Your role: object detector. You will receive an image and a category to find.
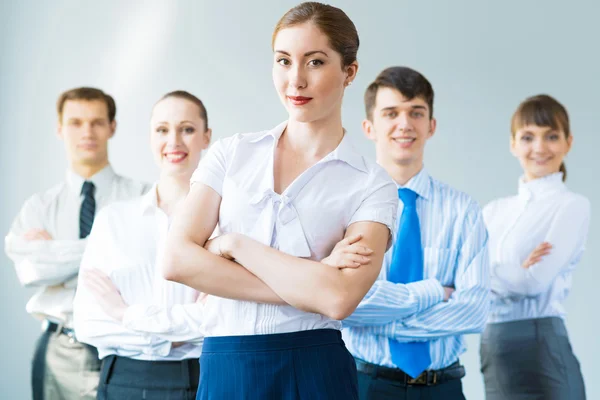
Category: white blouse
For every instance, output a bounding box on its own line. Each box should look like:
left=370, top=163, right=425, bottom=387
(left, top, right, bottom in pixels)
left=191, top=121, right=398, bottom=336
left=483, top=172, right=590, bottom=323
left=74, top=185, right=204, bottom=360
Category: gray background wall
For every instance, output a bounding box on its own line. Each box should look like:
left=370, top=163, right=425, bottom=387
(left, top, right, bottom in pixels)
left=1, top=1, right=597, bottom=398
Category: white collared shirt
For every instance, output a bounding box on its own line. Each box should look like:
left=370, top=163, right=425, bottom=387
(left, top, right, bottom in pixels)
left=73, top=185, right=204, bottom=361
left=5, top=166, right=149, bottom=327
left=191, top=121, right=398, bottom=336
left=483, top=172, right=591, bottom=323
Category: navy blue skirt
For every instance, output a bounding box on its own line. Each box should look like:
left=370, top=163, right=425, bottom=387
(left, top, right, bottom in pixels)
left=197, top=329, right=358, bottom=400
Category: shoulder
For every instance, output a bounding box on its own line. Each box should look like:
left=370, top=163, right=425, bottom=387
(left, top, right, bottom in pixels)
left=431, top=177, right=481, bottom=213
left=112, top=174, right=151, bottom=196
left=21, top=181, right=67, bottom=211
left=560, top=190, right=590, bottom=215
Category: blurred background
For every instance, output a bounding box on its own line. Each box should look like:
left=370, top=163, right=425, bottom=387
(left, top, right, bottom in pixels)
left=1, top=0, right=598, bottom=398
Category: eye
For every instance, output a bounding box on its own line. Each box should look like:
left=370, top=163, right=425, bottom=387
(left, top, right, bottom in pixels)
left=276, top=58, right=290, bottom=66
left=155, top=127, right=168, bottom=134
left=411, top=111, right=425, bottom=119
left=520, top=135, right=533, bottom=142
left=183, top=126, right=195, bottom=134
left=308, top=59, right=324, bottom=67
left=548, top=133, right=560, bottom=141
left=384, top=111, right=398, bottom=119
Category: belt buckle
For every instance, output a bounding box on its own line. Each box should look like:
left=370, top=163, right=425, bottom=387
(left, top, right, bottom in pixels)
left=406, top=371, right=437, bottom=386
left=406, top=372, right=428, bottom=385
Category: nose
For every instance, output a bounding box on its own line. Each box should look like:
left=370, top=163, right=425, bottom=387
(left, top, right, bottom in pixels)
left=532, top=137, right=547, bottom=153
left=166, top=131, right=182, bottom=147
left=82, top=122, right=94, bottom=137
left=287, top=64, right=307, bottom=90
left=395, top=112, right=412, bottom=132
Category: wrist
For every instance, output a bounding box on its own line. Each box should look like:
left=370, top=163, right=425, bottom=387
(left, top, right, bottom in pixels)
left=221, top=233, right=243, bottom=259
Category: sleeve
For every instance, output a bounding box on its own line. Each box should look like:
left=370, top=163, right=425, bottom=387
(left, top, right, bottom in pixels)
left=362, top=202, right=491, bottom=341
left=492, top=196, right=590, bottom=297
left=73, top=209, right=171, bottom=357
left=190, top=135, right=237, bottom=196
left=343, top=277, right=444, bottom=326
left=348, top=166, right=398, bottom=249
left=122, top=302, right=204, bottom=344
left=4, top=194, right=86, bottom=287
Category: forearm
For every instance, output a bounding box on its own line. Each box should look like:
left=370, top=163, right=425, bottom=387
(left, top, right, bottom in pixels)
left=371, top=286, right=490, bottom=341
left=163, top=238, right=285, bottom=305
left=343, top=279, right=444, bottom=326
left=122, top=303, right=205, bottom=344
left=230, top=234, right=371, bottom=320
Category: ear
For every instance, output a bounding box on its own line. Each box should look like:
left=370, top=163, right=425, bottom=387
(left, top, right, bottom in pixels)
left=362, top=118, right=376, bottom=141
left=509, top=136, right=517, bottom=157
left=56, top=121, right=63, bottom=140
left=566, top=134, right=573, bottom=153
left=203, top=128, right=213, bottom=149
left=345, top=61, right=359, bottom=86
left=109, top=120, right=117, bottom=138
left=428, top=118, right=437, bottom=139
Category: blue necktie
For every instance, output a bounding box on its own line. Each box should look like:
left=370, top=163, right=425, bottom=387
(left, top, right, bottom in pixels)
left=388, top=188, right=431, bottom=378
left=79, top=181, right=96, bottom=239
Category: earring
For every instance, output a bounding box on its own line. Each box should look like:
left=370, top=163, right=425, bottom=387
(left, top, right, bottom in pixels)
left=346, top=81, right=353, bottom=87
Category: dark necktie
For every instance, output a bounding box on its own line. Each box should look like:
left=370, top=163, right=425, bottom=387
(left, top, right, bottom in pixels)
left=79, top=181, right=96, bottom=239
left=388, top=188, right=431, bottom=378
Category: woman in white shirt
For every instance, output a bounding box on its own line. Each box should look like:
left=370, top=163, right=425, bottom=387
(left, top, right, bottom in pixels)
left=73, top=91, right=212, bottom=399
left=163, top=3, right=397, bottom=400
left=480, top=94, right=589, bottom=400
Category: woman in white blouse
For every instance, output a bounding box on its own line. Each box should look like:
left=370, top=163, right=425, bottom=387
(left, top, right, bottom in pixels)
left=163, top=3, right=397, bottom=400
left=73, top=91, right=212, bottom=399
left=480, top=94, right=590, bottom=400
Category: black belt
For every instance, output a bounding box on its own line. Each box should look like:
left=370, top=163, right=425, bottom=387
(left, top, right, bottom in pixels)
left=45, top=321, right=77, bottom=343
left=355, top=359, right=465, bottom=386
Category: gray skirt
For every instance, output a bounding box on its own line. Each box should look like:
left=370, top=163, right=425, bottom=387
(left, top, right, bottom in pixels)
left=480, top=317, right=585, bottom=400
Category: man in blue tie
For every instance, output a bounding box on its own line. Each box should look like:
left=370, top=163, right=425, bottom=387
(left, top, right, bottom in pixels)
left=342, top=67, right=491, bottom=399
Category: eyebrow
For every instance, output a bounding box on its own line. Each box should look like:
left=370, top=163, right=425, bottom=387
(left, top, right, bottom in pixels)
left=274, top=50, right=329, bottom=57
left=154, top=120, right=197, bottom=125
left=380, top=105, right=428, bottom=112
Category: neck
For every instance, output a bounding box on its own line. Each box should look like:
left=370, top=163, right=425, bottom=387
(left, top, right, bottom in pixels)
left=282, top=112, right=344, bottom=158
left=378, top=157, right=423, bottom=186
left=156, top=173, right=191, bottom=216
left=523, top=170, right=560, bottom=183
left=71, top=160, right=109, bottom=179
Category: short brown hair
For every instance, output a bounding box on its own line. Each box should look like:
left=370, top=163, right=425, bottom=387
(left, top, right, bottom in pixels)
left=156, top=90, right=209, bottom=130
left=56, top=87, right=116, bottom=122
left=272, top=2, right=359, bottom=68
left=511, top=94, right=570, bottom=181
left=364, top=66, right=435, bottom=121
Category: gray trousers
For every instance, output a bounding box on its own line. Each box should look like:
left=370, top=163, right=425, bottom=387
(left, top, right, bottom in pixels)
left=480, top=317, right=585, bottom=400
left=33, top=329, right=101, bottom=400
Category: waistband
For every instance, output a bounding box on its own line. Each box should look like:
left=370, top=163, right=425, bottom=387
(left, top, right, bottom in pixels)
left=100, top=355, right=200, bottom=388
left=202, top=329, right=343, bottom=353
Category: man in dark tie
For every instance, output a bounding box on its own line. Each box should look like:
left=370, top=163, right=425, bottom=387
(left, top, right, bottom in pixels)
left=5, top=87, right=149, bottom=400
left=342, top=67, right=491, bottom=399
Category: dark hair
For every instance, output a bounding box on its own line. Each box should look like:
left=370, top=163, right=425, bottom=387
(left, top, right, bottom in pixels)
left=57, top=87, right=116, bottom=122
left=511, top=94, right=570, bottom=181
left=272, top=2, right=359, bottom=68
left=364, top=66, right=434, bottom=120
left=156, top=90, right=209, bottom=130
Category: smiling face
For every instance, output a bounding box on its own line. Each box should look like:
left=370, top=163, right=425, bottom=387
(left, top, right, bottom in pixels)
left=150, top=96, right=211, bottom=178
left=511, top=124, right=572, bottom=181
left=272, top=21, right=357, bottom=125
left=363, top=86, right=436, bottom=169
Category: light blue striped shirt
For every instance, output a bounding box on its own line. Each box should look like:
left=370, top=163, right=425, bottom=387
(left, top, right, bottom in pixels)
left=343, top=168, right=491, bottom=370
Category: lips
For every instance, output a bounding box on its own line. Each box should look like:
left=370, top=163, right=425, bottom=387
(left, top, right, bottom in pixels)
left=79, top=142, right=98, bottom=150
left=287, top=96, right=313, bottom=106
left=164, top=152, right=188, bottom=163
left=391, top=137, right=416, bottom=148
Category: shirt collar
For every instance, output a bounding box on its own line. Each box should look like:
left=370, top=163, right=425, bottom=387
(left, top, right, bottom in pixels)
left=140, top=182, right=160, bottom=215
left=396, top=166, right=431, bottom=200
left=66, top=164, right=117, bottom=197
left=249, top=121, right=367, bottom=173
left=518, top=172, right=566, bottom=199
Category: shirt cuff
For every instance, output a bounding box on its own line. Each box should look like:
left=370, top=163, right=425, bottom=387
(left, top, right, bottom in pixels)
left=406, top=278, right=444, bottom=312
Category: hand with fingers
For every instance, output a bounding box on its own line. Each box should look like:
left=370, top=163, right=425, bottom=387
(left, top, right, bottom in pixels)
left=522, top=242, right=553, bottom=269
left=80, top=268, right=128, bottom=322
left=321, top=234, right=374, bottom=269
left=23, top=229, right=53, bottom=241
